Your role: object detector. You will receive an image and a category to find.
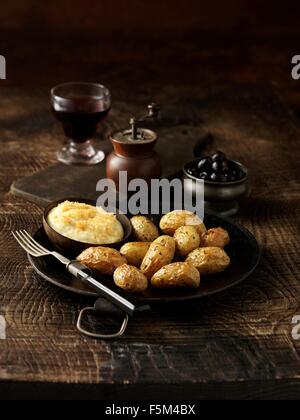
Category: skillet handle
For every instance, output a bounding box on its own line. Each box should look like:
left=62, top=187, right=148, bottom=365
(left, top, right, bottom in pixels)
left=67, top=261, right=150, bottom=316
left=77, top=298, right=129, bottom=339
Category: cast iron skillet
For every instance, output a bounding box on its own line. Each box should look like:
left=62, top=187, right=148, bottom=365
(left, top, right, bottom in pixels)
left=28, top=214, right=261, bottom=304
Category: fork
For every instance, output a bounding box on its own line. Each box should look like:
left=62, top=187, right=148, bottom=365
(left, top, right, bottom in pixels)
left=12, top=230, right=149, bottom=316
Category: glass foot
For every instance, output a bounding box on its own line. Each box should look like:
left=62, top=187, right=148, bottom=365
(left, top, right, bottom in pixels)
left=57, top=141, right=105, bottom=166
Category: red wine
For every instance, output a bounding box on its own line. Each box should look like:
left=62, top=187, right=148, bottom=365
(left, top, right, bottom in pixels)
left=53, top=95, right=110, bottom=143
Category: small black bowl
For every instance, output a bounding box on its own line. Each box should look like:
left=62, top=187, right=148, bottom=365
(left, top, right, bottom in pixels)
left=183, top=160, right=249, bottom=216
left=43, top=198, right=132, bottom=255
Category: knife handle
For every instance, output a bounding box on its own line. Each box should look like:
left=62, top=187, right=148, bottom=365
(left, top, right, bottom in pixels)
left=67, top=261, right=150, bottom=316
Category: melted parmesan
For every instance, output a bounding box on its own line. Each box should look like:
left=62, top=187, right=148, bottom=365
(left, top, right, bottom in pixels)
left=47, top=201, right=124, bottom=244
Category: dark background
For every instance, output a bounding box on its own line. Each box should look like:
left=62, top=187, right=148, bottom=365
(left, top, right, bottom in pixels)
left=0, top=1, right=300, bottom=106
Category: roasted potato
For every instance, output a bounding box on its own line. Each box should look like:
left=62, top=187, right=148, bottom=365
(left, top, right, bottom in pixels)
left=120, top=242, right=151, bottom=267
left=174, top=226, right=201, bottom=257
left=77, top=246, right=126, bottom=276
left=160, top=210, right=206, bottom=236
left=186, top=246, right=230, bottom=275
left=151, top=262, right=200, bottom=289
left=201, top=227, right=230, bottom=248
left=114, top=264, right=148, bottom=292
left=130, top=216, right=160, bottom=242
left=141, top=235, right=176, bottom=279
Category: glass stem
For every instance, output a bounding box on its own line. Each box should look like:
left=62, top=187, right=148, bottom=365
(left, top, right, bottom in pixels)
left=69, top=140, right=96, bottom=158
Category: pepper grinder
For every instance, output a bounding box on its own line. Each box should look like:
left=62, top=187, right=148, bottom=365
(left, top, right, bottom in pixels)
left=106, top=104, right=162, bottom=190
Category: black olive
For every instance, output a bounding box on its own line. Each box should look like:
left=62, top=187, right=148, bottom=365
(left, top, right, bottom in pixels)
left=211, top=151, right=226, bottom=162
left=210, top=172, right=221, bottom=182
left=198, top=172, right=209, bottom=180
left=186, top=167, right=197, bottom=176
left=197, top=157, right=212, bottom=171
left=211, top=161, right=219, bottom=172
left=212, top=161, right=223, bottom=172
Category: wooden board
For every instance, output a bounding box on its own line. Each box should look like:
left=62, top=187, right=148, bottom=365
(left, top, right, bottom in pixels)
left=11, top=163, right=107, bottom=207
left=1, top=86, right=300, bottom=400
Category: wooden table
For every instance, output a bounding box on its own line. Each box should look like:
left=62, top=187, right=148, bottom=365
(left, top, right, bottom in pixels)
left=0, top=86, right=300, bottom=400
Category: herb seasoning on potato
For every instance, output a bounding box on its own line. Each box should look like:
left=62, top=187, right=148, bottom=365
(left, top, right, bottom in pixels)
left=174, top=226, right=201, bottom=257
left=201, top=227, right=230, bottom=248
left=141, top=235, right=176, bottom=279
left=131, top=216, right=160, bottom=242
left=151, top=262, right=200, bottom=289
left=77, top=246, right=127, bottom=276
left=114, top=264, right=148, bottom=292
left=186, top=246, right=230, bottom=275
left=120, top=242, right=151, bottom=267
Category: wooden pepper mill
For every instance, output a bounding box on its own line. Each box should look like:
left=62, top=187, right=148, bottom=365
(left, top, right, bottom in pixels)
left=106, top=104, right=162, bottom=190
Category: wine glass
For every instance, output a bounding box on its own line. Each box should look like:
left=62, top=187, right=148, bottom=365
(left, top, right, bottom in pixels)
left=51, top=82, right=111, bottom=165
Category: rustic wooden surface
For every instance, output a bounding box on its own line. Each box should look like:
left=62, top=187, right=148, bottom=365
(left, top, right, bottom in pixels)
left=0, top=85, right=300, bottom=400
